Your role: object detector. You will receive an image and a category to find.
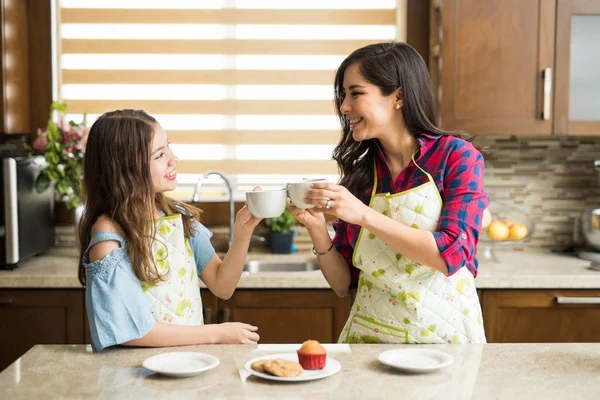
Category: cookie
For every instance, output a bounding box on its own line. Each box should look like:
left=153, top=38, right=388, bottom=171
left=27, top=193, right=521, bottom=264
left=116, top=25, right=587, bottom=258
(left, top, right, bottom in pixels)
left=263, top=358, right=304, bottom=377
left=251, top=359, right=268, bottom=373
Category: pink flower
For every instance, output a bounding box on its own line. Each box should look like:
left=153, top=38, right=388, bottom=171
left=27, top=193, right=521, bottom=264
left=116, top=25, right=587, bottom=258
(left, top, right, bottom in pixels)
left=32, top=136, right=48, bottom=152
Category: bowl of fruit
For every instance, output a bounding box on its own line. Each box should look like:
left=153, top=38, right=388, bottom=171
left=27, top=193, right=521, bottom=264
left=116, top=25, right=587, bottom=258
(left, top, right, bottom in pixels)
left=479, top=202, right=535, bottom=262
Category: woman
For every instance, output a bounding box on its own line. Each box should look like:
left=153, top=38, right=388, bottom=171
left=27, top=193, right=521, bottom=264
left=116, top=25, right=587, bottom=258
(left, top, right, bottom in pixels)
left=290, top=42, right=489, bottom=344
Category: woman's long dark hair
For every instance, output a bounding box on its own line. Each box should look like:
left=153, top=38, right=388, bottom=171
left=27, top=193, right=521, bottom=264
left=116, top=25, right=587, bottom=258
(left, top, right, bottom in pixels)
left=332, top=42, right=470, bottom=198
left=77, top=109, right=201, bottom=287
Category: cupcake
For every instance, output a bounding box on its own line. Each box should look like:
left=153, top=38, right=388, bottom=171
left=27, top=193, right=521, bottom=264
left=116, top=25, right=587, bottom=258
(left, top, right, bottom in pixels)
left=297, top=340, right=327, bottom=370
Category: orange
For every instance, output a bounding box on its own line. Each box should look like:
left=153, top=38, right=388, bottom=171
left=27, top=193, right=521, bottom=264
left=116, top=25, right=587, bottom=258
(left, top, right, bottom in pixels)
left=487, top=220, right=510, bottom=241
left=508, top=223, right=528, bottom=240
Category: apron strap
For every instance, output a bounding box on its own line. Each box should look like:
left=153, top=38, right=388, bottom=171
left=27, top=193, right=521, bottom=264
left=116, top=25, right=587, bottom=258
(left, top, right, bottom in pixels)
left=411, top=149, right=435, bottom=183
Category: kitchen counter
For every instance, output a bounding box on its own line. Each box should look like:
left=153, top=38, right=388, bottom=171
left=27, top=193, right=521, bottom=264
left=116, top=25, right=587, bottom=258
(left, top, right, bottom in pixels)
left=1, top=343, right=599, bottom=399
left=1, top=247, right=600, bottom=289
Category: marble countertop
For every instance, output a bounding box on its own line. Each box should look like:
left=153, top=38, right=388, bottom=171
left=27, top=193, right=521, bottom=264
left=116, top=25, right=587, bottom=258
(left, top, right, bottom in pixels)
left=1, top=247, right=600, bottom=289
left=1, top=343, right=600, bottom=399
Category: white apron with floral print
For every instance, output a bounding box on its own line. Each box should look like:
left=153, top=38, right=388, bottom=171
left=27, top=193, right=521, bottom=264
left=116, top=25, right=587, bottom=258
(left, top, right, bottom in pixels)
left=338, top=156, right=486, bottom=344
left=141, top=214, right=204, bottom=325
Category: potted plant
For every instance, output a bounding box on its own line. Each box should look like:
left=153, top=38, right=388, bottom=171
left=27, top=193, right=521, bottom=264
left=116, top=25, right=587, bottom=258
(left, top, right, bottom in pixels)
left=29, top=101, right=88, bottom=222
left=265, top=210, right=296, bottom=254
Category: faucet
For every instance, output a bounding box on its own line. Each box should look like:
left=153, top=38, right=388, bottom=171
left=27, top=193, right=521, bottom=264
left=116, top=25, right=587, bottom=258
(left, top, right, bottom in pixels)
left=192, top=170, right=234, bottom=249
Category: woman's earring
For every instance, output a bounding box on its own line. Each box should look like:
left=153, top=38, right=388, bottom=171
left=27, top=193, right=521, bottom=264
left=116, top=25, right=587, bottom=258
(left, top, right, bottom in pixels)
left=395, top=104, right=401, bottom=110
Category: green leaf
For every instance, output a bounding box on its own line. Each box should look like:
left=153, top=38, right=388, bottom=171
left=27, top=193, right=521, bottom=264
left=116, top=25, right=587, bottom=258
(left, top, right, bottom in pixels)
left=47, top=152, right=60, bottom=164
left=51, top=101, right=67, bottom=113
left=265, top=210, right=296, bottom=234
left=56, top=180, right=67, bottom=194
left=35, top=173, right=51, bottom=193
left=67, top=197, right=80, bottom=209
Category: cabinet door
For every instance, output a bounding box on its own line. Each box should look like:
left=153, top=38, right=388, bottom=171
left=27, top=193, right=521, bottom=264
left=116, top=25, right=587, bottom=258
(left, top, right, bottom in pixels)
left=0, top=289, right=85, bottom=372
left=483, top=290, right=600, bottom=342
left=200, top=289, right=218, bottom=325
left=554, top=0, right=600, bottom=135
left=218, top=290, right=352, bottom=343
left=439, top=0, right=556, bottom=135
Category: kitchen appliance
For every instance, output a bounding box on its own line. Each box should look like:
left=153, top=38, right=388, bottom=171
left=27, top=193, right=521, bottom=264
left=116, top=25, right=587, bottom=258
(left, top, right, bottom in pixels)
left=573, top=160, right=600, bottom=271
left=0, top=155, right=55, bottom=269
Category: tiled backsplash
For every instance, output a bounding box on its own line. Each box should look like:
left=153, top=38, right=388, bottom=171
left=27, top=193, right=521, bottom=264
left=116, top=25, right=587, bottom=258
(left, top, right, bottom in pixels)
left=479, top=135, right=600, bottom=250
left=55, top=136, right=600, bottom=252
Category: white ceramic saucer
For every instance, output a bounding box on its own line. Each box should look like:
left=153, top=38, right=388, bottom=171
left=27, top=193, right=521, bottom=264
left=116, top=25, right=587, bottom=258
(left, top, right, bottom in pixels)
left=142, top=352, right=220, bottom=378
left=378, top=348, right=453, bottom=373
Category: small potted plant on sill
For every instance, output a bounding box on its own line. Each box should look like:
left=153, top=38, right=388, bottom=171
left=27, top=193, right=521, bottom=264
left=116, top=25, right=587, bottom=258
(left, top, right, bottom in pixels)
left=265, top=209, right=296, bottom=254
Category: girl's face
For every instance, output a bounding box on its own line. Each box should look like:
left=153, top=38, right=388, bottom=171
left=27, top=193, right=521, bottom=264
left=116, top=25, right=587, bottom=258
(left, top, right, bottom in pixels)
left=339, top=63, right=400, bottom=142
left=150, top=124, right=178, bottom=194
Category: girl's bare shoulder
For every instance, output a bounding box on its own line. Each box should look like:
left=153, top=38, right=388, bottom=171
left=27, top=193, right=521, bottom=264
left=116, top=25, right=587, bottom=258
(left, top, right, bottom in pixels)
left=92, top=215, right=117, bottom=234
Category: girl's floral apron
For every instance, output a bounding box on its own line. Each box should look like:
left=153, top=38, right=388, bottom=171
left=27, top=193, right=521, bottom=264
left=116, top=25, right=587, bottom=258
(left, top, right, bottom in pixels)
left=141, top=214, right=204, bottom=325
left=338, top=156, right=486, bottom=344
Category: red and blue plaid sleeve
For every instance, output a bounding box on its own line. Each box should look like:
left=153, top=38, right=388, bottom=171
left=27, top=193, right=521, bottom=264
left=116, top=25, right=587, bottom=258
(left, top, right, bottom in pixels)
left=332, top=219, right=360, bottom=292
left=432, top=141, right=489, bottom=277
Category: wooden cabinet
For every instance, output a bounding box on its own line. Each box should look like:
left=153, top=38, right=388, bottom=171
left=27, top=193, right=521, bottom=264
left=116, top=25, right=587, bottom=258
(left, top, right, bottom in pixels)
left=0, top=0, right=52, bottom=135
left=217, top=290, right=352, bottom=343
left=554, top=0, right=600, bottom=135
left=200, top=289, right=218, bottom=325
left=482, top=290, right=600, bottom=342
left=83, top=288, right=350, bottom=344
left=0, top=289, right=85, bottom=372
left=432, top=0, right=600, bottom=136
left=434, top=0, right=556, bottom=135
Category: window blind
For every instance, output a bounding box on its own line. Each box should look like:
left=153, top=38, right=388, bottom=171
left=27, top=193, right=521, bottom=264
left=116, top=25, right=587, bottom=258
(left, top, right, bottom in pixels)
left=57, top=0, right=400, bottom=201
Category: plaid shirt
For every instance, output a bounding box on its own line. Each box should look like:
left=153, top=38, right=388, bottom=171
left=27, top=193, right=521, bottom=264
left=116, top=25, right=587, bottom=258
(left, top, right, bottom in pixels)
left=332, top=133, right=489, bottom=292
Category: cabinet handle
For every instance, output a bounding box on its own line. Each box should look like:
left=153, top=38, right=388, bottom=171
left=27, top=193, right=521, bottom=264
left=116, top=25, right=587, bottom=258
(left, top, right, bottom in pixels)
left=203, top=307, right=212, bottom=324
left=221, top=307, right=231, bottom=322
left=556, top=297, right=600, bottom=305
left=541, top=67, right=552, bottom=120
left=0, top=297, right=13, bottom=305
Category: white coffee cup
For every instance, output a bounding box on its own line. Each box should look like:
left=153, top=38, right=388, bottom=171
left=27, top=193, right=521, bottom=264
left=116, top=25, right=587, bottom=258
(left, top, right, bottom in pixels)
left=246, top=189, right=288, bottom=218
left=286, top=179, right=327, bottom=209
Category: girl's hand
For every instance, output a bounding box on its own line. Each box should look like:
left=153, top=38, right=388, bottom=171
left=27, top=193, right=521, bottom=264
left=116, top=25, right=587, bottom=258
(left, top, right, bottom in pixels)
left=215, top=322, right=259, bottom=344
left=234, top=186, right=263, bottom=233
left=288, top=203, right=326, bottom=231
left=305, top=182, right=369, bottom=225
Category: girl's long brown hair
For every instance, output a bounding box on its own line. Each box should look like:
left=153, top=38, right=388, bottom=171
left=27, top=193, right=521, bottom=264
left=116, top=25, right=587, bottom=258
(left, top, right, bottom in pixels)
left=332, top=42, right=472, bottom=198
left=77, top=109, right=201, bottom=287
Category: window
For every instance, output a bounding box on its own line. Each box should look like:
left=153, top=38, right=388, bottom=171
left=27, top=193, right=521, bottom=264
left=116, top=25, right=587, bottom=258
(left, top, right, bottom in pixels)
left=55, top=0, right=401, bottom=200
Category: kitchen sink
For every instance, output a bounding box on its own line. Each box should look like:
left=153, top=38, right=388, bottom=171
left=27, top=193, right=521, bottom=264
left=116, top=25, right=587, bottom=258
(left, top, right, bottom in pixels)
left=243, top=259, right=319, bottom=273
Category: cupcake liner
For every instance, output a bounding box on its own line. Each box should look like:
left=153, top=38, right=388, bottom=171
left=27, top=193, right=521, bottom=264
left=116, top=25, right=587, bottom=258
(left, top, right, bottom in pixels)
left=297, top=351, right=326, bottom=370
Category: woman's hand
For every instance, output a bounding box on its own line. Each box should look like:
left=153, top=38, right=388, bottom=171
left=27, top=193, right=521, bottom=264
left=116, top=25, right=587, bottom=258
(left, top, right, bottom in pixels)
left=288, top=203, right=327, bottom=231
left=234, top=186, right=263, bottom=233
left=214, top=322, right=259, bottom=344
left=305, top=182, right=369, bottom=225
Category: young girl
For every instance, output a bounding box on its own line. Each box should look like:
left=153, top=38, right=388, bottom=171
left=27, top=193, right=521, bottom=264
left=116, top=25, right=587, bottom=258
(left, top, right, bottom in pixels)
left=78, top=109, right=261, bottom=352
left=290, top=42, right=489, bottom=344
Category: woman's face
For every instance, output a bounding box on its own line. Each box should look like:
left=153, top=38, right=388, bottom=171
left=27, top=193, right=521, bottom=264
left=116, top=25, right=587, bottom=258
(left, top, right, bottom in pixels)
left=150, top=124, right=178, bottom=194
left=339, top=63, right=400, bottom=142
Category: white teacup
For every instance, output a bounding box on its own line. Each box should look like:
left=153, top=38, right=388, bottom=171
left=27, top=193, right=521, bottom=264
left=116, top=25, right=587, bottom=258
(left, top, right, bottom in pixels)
left=246, top=189, right=288, bottom=218
left=286, top=179, right=327, bottom=209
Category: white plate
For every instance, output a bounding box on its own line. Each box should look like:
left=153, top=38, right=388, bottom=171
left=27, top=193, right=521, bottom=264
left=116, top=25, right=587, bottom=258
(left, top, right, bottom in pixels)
left=244, top=353, right=341, bottom=382
left=378, top=348, right=453, bottom=373
left=142, top=352, right=220, bottom=378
